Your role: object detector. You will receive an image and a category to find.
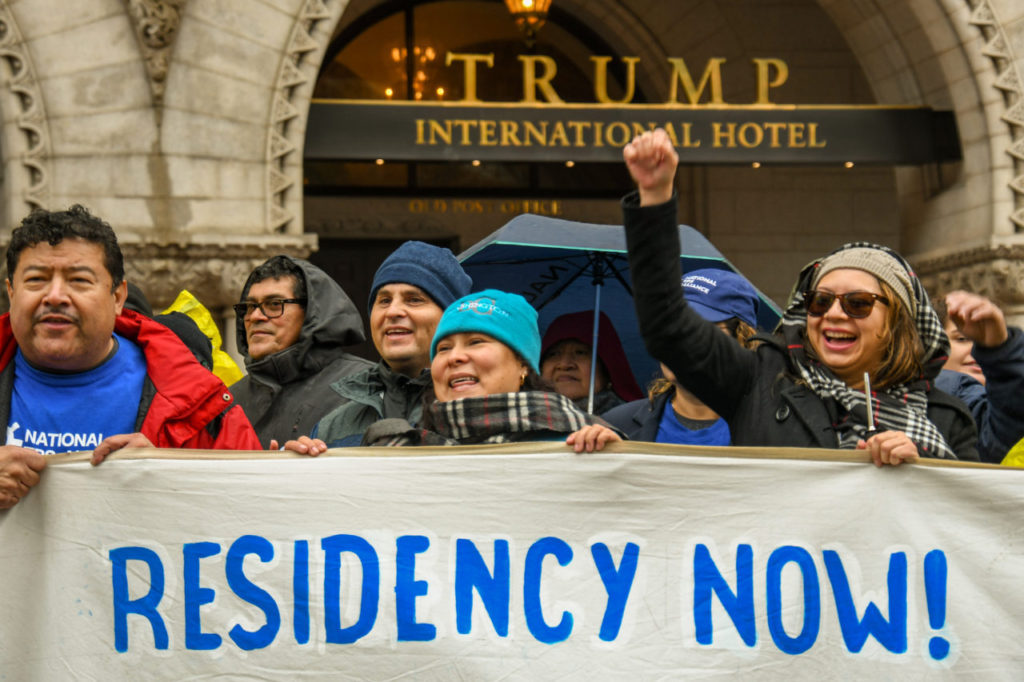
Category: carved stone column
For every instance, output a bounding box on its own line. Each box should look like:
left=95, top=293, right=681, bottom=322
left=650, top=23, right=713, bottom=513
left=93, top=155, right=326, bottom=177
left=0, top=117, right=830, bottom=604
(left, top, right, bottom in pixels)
left=121, top=240, right=316, bottom=312
left=126, top=0, right=186, bottom=112
left=915, top=245, right=1024, bottom=326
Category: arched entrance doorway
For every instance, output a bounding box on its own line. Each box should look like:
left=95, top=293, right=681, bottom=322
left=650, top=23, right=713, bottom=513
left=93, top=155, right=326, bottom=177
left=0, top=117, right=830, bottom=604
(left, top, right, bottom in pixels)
left=301, top=0, right=995, bottom=337
left=305, top=0, right=637, bottom=359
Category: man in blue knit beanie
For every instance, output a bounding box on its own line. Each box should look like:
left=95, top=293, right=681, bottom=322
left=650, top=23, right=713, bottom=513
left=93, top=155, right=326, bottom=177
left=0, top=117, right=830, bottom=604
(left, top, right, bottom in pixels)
left=289, top=241, right=471, bottom=451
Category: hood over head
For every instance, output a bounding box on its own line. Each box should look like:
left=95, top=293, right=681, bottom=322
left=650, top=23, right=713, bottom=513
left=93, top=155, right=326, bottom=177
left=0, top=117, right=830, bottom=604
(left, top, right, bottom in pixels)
left=236, top=256, right=366, bottom=379
left=540, top=310, right=643, bottom=402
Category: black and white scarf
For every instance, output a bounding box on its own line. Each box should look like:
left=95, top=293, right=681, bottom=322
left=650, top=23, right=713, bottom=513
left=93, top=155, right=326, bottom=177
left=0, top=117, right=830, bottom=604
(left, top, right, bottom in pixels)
left=778, top=242, right=955, bottom=459
left=370, top=391, right=610, bottom=447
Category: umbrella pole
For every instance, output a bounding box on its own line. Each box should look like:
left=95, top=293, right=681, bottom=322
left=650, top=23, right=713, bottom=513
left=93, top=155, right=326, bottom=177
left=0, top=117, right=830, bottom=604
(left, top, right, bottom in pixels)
left=588, top=283, right=601, bottom=414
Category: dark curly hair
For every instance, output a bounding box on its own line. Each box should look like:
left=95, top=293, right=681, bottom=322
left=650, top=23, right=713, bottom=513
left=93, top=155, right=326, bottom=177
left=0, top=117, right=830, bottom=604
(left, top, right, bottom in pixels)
left=6, top=205, right=124, bottom=290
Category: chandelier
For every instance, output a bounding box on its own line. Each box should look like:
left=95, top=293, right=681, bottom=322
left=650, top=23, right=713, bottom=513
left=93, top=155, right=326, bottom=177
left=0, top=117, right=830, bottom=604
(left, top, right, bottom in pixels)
left=387, top=45, right=440, bottom=100
left=503, top=0, right=552, bottom=45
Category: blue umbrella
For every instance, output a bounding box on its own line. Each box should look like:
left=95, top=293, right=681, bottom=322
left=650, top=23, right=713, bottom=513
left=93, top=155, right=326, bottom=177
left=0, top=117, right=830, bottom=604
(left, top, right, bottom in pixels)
left=458, top=214, right=781, bottom=410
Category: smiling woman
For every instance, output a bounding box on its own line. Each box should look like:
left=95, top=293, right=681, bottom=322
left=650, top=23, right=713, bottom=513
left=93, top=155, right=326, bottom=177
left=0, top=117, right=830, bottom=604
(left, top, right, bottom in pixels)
left=362, top=289, right=623, bottom=451
left=622, top=129, right=979, bottom=467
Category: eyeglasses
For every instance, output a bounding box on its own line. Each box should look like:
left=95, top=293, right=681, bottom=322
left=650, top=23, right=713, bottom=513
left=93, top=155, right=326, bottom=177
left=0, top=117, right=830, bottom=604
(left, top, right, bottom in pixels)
left=806, top=290, right=889, bottom=319
left=233, top=298, right=306, bottom=319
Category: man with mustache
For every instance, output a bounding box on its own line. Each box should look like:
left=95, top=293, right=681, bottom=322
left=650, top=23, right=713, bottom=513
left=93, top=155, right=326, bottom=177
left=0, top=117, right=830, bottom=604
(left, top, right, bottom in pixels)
left=231, top=256, right=372, bottom=448
left=286, top=241, right=471, bottom=452
left=0, top=205, right=260, bottom=509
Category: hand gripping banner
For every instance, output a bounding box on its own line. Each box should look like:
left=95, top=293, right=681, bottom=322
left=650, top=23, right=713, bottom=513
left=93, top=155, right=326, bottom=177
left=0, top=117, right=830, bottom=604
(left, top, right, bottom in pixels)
left=1, top=444, right=1021, bottom=678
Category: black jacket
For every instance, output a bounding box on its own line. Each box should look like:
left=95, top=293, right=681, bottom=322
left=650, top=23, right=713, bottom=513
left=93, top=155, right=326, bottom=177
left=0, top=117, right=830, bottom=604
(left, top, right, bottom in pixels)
left=602, top=392, right=670, bottom=442
left=623, top=193, right=978, bottom=459
left=232, top=258, right=373, bottom=447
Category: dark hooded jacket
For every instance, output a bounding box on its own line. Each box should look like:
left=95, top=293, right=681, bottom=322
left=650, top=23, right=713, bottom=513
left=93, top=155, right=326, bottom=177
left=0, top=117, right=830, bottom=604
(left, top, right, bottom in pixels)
left=232, top=258, right=373, bottom=447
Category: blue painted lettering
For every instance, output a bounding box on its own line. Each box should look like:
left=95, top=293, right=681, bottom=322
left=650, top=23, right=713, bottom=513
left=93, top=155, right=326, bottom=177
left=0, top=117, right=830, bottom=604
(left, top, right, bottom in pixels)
left=523, top=537, right=574, bottom=644
left=454, top=538, right=510, bottom=637
left=322, top=534, right=379, bottom=644
left=693, top=543, right=756, bottom=647
left=823, top=549, right=907, bottom=654
left=395, top=535, right=436, bottom=641
left=110, top=546, right=168, bottom=652
left=766, top=546, right=820, bottom=654
left=923, top=549, right=950, bottom=660
left=591, top=542, right=640, bottom=642
left=183, top=542, right=222, bottom=650
left=293, top=540, right=310, bottom=644
left=225, top=535, right=281, bottom=650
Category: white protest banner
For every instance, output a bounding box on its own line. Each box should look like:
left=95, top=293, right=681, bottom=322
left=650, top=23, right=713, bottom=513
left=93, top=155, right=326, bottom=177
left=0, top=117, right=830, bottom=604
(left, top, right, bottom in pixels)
left=1, top=444, right=1022, bottom=679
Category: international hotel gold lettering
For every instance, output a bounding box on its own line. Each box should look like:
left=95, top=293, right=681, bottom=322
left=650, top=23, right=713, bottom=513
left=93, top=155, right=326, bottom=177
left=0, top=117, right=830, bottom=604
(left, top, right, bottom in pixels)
left=412, top=54, right=826, bottom=151
left=414, top=119, right=826, bottom=150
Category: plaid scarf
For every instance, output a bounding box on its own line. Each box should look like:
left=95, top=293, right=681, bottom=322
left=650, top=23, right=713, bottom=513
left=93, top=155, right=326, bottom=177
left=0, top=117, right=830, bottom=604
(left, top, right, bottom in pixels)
left=376, top=391, right=605, bottom=446
left=778, top=242, right=956, bottom=459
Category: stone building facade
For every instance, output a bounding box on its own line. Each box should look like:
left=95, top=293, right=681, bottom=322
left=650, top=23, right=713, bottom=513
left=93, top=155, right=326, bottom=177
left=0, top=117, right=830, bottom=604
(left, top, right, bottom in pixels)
left=0, top=0, right=1022, bottom=339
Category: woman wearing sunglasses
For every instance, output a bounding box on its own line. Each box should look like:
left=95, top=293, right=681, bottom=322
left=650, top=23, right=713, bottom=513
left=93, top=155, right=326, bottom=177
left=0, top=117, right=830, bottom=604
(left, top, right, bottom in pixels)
left=620, top=129, right=978, bottom=466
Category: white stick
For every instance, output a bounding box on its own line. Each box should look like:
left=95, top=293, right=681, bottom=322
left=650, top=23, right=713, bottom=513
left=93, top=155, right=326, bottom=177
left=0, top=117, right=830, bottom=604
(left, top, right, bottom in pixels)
left=864, top=371, right=875, bottom=432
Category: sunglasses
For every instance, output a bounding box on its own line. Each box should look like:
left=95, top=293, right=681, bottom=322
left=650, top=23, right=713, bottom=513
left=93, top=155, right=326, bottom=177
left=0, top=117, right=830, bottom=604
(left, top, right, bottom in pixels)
left=806, top=290, right=889, bottom=319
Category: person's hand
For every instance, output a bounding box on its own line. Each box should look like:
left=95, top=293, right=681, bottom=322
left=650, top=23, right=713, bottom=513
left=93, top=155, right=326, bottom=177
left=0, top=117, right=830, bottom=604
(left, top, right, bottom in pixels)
left=0, top=446, right=46, bottom=509
left=566, top=424, right=622, bottom=453
left=282, top=436, right=327, bottom=456
left=91, top=433, right=154, bottom=466
left=945, top=290, right=1008, bottom=348
left=623, top=128, right=679, bottom=206
left=857, top=430, right=920, bottom=467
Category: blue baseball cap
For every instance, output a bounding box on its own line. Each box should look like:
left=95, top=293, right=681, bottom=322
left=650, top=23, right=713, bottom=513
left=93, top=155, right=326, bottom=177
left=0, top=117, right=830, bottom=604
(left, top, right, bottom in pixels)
left=682, top=269, right=760, bottom=327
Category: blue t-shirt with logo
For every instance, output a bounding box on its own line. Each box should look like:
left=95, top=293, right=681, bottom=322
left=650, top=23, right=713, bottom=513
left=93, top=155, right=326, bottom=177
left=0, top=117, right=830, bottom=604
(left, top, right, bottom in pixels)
left=655, top=402, right=732, bottom=446
left=7, top=334, right=147, bottom=454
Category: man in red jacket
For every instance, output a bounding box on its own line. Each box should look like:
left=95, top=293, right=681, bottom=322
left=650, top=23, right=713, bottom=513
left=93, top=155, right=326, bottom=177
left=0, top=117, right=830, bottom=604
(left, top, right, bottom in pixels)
left=0, top=205, right=260, bottom=509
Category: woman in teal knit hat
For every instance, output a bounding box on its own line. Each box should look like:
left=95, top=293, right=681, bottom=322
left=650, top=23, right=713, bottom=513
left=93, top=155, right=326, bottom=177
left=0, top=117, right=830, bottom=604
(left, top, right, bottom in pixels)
left=361, top=289, right=623, bottom=450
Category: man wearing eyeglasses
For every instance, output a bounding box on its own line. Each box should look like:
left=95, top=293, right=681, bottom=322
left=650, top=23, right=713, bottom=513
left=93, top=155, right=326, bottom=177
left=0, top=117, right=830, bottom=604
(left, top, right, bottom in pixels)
left=231, top=256, right=373, bottom=448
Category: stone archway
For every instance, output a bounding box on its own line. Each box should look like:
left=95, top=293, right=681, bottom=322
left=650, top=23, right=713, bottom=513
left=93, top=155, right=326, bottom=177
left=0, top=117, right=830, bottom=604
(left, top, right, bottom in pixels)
left=0, top=2, right=54, bottom=228
left=809, top=0, right=1023, bottom=316
left=182, top=0, right=1023, bottom=313
left=0, top=0, right=353, bottom=310
left=0, top=0, right=1019, bottom=315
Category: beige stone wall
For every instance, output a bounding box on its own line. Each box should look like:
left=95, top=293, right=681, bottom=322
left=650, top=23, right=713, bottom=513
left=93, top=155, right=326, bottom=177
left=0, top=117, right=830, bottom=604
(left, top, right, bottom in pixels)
left=0, top=0, right=347, bottom=309
left=692, top=166, right=901, bottom=307
left=0, top=0, right=1021, bottom=324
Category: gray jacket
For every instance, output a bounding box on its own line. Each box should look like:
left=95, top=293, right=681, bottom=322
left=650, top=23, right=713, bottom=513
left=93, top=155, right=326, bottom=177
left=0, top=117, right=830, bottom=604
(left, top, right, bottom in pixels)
left=232, top=257, right=373, bottom=447
left=313, top=361, right=432, bottom=447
